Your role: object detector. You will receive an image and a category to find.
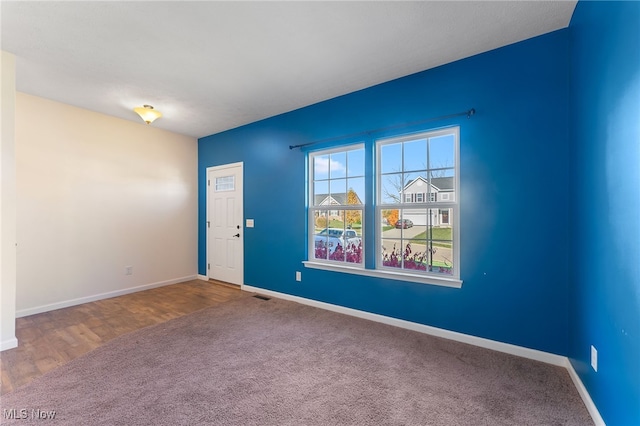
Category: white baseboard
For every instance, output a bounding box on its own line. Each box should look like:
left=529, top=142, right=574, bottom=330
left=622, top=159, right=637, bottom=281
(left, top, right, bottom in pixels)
left=565, top=359, right=606, bottom=425
left=16, top=275, right=198, bottom=318
left=1, top=337, right=18, bottom=351
left=197, top=274, right=209, bottom=281
left=242, top=285, right=566, bottom=366
left=242, top=284, right=605, bottom=425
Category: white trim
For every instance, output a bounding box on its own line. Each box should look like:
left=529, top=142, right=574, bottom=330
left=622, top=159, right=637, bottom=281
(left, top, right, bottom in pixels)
left=15, top=275, right=197, bottom=318
left=197, top=274, right=209, bottom=281
left=303, top=261, right=462, bottom=288
left=376, top=127, right=460, bottom=280
left=206, top=162, right=244, bottom=286
left=308, top=144, right=366, bottom=264
left=1, top=337, right=18, bottom=352
left=565, top=359, right=606, bottom=426
left=241, top=285, right=561, bottom=365
left=206, top=161, right=244, bottom=172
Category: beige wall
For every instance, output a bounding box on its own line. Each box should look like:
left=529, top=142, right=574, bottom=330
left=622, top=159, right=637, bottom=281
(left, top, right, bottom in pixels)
left=15, top=93, right=198, bottom=316
left=1, top=51, right=18, bottom=350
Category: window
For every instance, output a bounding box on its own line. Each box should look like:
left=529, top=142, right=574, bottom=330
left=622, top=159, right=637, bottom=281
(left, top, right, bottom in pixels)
left=377, top=128, right=459, bottom=279
left=309, top=145, right=364, bottom=266
left=305, top=127, right=460, bottom=287
left=215, top=176, right=235, bottom=191
left=440, top=209, right=450, bottom=225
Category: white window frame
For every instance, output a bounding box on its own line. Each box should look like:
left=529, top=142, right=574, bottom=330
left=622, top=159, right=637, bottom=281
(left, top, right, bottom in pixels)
left=415, top=193, right=424, bottom=203
left=303, top=128, right=461, bottom=289
left=307, top=144, right=365, bottom=268
left=375, top=127, right=460, bottom=284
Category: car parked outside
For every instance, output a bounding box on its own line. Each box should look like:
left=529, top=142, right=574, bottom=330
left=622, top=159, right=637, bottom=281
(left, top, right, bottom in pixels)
left=395, top=219, right=414, bottom=229
left=314, top=228, right=362, bottom=254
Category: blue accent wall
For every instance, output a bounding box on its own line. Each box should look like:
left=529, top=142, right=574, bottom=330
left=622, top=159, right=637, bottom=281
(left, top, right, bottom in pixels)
left=569, top=2, right=640, bottom=425
left=199, top=30, right=571, bottom=356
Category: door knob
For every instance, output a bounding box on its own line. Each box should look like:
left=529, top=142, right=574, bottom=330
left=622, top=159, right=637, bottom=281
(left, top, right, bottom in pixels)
left=233, top=233, right=240, bottom=238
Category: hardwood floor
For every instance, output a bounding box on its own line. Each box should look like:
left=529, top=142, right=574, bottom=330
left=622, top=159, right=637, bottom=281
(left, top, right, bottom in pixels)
left=0, top=279, right=242, bottom=395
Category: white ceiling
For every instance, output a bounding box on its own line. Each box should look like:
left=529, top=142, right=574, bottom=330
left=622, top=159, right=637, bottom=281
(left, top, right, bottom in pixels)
left=1, top=1, right=577, bottom=139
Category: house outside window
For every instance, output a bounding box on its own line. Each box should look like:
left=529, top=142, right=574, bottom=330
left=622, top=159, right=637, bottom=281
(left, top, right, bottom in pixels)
left=308, top=145, right=365, bottom=265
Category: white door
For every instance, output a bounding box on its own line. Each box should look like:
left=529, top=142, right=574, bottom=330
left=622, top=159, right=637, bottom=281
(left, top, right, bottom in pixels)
left=207, top=163, right=243, bottom=285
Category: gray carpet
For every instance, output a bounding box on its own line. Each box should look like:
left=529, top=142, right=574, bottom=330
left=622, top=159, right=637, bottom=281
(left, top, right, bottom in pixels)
left=1, top=293, right=592, bottom=425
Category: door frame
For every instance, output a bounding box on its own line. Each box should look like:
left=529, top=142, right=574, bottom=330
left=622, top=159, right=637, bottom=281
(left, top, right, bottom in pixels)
left=206, top=161, right=244, bottom=284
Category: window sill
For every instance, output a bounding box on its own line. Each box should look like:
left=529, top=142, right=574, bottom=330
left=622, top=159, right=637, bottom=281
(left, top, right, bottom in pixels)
left=302, top=261, right=462, bottom=288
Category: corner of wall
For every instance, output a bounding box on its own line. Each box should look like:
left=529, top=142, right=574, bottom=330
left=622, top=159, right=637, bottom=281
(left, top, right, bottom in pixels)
left=0, top=50, right=18, bottom=351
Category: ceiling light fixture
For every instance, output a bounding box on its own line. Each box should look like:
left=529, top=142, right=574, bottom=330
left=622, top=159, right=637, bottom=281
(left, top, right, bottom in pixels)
left=134, top=104, right=162, bottom=124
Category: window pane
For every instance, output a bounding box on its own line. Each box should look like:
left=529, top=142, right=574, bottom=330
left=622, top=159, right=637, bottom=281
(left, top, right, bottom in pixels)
left=347, top=148, right=365, bottom=177
left=309, top=145, right=365, bottom=267
left=426, top=208, right=453, bottom=275
left=379, top=207, right=454, bottom=274
left=381, top=209, right=399, bottom=229
left=381, top=238, right=403, bottom=269
left=329, top=152, right=347, bottom=179
left=380, top=172, right=403, bottom=204
left=313, top=210, right=363, bottom=264
left=402, top=207, right=426, bottom=229
left=380, top=142, right=402, bottom=174
left=346, top=178, right=364, bottom=205
left=429, top=134, right=455, bottom=170
left=313, top=181, right=329, bottom=206
left=344, top=210, right=363, bottom=264
left=404, top=172, right=428, bottom=202
left=314, top=154, right=330, bottom=180
left=404, top=138, right=427, bottom=172
left=429, top=170, right=455, bottom=202
left=329, top=179, right=347, bottom=202
left=381, top=208, right=448, bottom=273
left=215, top=176, right=235, bottom=192
left=345, top=210, right=363, bottom=232
left=380, top=238, right=429, bottom=272
left=312, top=210, right=329, bottom=260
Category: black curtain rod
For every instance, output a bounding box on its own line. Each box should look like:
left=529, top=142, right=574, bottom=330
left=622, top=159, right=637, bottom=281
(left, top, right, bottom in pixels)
left=289, top=108, right=475, bottom=150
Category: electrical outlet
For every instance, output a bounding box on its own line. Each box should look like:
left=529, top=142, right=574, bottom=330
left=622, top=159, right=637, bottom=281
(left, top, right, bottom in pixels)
left=125, top=266, right=133, bottom=276
left=295, top=271, right=301, bottom=282
left=591, top=345, right=598, bottom=372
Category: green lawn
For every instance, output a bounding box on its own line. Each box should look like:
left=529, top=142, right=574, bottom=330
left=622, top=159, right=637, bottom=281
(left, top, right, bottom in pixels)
left=410, top=227, right=452, bottom=241
left=318, top=220, right=363, bottom=230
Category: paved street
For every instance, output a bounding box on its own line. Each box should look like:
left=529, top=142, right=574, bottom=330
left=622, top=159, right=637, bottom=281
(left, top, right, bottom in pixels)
left=382, top=225, right=427, bottom=239
left=381, top=225, right=453, bottom=267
